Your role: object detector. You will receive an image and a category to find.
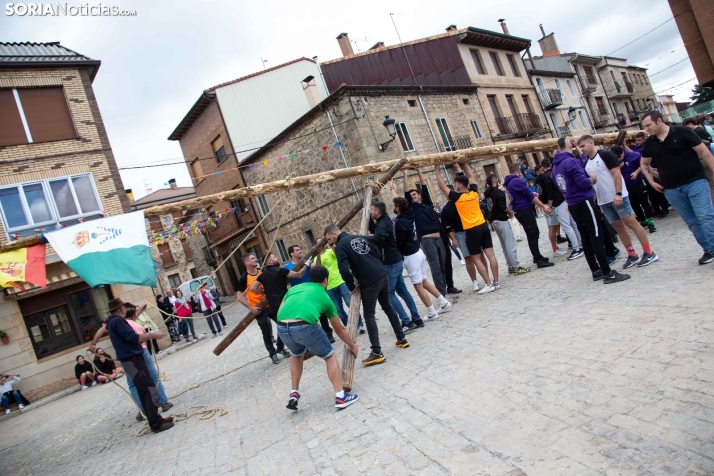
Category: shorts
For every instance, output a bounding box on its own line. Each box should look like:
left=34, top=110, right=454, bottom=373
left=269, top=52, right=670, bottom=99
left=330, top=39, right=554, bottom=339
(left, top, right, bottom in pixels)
left=277, top=321, right=333, bottom=359
left=403, top=249, right=428, bottom=285
left=600, top=196, right=634, bottom=224
left=545, top=213, right=560, bottom=227
left=77, top=374, right=98, bottom=385
left=464, top=223, right=493, bottom=255
left=454, top=231, right=470, bottom=258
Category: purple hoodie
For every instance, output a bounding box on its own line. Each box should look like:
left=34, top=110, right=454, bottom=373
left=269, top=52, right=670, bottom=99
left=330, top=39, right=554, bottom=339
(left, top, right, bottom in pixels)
left=504, top=174, right=535, bottom=212
left=620, top=150, right=643, bottom=186
left=551, top=151, right=596, bottom=206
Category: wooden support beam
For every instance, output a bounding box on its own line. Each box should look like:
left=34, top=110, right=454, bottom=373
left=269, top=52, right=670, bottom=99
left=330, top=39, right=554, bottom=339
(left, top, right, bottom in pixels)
left=212, top=159, right=408, bottom=356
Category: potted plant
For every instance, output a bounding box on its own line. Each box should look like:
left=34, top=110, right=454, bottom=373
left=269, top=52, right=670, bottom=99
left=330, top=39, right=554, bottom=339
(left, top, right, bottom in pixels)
left=0, top=330, right=8, bottom=345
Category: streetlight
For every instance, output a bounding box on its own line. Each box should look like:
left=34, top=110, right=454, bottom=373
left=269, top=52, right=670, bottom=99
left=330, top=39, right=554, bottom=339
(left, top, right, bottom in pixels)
left=379, top=115, right=398, bottom=152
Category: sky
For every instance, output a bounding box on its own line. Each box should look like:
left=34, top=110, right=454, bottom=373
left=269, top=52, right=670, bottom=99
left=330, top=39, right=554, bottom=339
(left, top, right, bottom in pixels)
left=1, top=0, right=695, bottom=200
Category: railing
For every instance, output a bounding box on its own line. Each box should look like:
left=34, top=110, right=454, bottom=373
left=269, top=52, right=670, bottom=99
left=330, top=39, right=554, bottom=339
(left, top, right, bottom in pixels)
left=592, top=108, right=610, bottom=127
left=679, top=99, right=714, bottom=119
left=628, top=111, right=640, bottom=122
left=495, top=113, right=545, bottom=137
left=440, top=135, right=473, bottom=151
left=612, top=81, right=633, bottom=96
left=617, top=113, right=627, bottom=125
left=579, top=75, right=597, bottom=94
left=495, top=116, right=517, bottom=135
left=625, top=81, right=634, bottom=93
left=555, top=125, right=571, bottom=137
left=539, top=88, right=563, bottom=109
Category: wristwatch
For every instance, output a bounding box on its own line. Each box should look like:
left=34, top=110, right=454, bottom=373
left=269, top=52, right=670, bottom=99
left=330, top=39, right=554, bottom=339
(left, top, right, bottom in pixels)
left=616, top=192, right=623, bottom=196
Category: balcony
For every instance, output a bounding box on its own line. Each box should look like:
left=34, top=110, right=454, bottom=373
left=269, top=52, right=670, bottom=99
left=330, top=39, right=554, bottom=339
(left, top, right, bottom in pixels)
left=539, top=88, right=563, bottom=110
left=440, top=136, right=473, bottom=151
left=628, top=111, right=640, bottom=122
left=625, top=81, right=634, bottom=93
left=579, top=75, right=598, bottom=94
left=616, top=113, right=627, bottom=126
left=494, top=113, right=548, bottom=139
left=555, top=125, right=572, bottom=137
left=610, top=81, right=634, bottom=98
left=592, top=108, right=610, bottom=128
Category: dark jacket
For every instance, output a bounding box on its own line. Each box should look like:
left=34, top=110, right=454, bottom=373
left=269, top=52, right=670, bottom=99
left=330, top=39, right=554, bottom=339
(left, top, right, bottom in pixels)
left=394, top=207, right=420, bottom=257
left=551, top=151, right=596, bottom=206
left=440, top=200, right=463, bottom=233
left=504, top=174, right=535, bottom=212
left=543, top=169, right=565, bottom=208
left=334, top=232, right=387, bottom=291
left=405, top=188, right=440, bottom=238
left=368, top=213, right=402, bottom=266
left=483, top=186, right=509, bottom=222
left=534, top=172, right=549, bottom=204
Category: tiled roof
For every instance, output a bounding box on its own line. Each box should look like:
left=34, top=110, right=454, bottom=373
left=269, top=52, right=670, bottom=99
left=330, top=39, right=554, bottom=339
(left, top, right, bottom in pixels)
left=0, top=41, right=101, bottom=79
left=131, top=187, right=196, bottom=208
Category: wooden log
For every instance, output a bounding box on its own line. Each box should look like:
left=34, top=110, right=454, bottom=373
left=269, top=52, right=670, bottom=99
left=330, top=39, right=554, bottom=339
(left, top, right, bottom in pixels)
left=212, top=159, right=408, bottom=356
left=340, top=180, right=375, bottom=392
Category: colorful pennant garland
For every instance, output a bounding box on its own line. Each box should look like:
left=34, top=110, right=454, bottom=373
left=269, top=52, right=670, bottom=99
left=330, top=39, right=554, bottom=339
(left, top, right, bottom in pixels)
left=146, top=208, right=237, bottom=245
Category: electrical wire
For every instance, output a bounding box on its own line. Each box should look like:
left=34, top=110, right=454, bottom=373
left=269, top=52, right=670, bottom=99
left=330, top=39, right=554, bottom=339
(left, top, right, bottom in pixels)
left=648, top=58, right=690, bottom=77
left=605, top=17, right=674, bottom=57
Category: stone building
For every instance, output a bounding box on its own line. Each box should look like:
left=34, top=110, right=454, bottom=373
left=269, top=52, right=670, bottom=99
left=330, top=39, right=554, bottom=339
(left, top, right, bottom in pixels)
left=0, top=42, right=165, bottom=400
left=238, top=85, right=498, bottom=255
left=129, top=179, right=199, bottom=294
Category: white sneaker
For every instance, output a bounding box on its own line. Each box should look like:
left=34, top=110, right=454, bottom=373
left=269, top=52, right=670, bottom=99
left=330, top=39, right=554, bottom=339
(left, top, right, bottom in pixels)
left=460, top=258, right=465, bottom=265
left=18, top=404, right=24, bottom=409
left=81, top=385, right=89, bottom=390
left=477, top=284, right=496, bottom=294
left=425, top=311, right=439, bottom=321
left=553, top=249, right=568, bottom=256
left=439, top=301, right=452, bottom=313
left=492, top=282, right=501, bottom=290
left=91, top=381, right=97, bottom=387
left=5, top=409, right=10, bottom=414
left=472, top=281, right=483, bottom=292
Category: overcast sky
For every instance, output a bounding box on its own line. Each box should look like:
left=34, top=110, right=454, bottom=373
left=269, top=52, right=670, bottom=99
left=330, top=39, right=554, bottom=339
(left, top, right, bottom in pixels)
left=1, top=0, right=694, bottom=199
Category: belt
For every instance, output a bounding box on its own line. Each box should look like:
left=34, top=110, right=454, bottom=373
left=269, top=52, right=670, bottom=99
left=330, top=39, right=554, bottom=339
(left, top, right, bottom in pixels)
left=277, top=319, right=309, bottom=326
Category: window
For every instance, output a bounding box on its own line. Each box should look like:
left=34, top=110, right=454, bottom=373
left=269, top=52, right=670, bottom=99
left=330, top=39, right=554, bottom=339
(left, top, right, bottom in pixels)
left=0, top=174, right=103, bottom=240
left=190, top=268, right=199, bottom=279
left=275, top=239, right=289, bottom=262
left=506, top=54, right=520, bottom=77
left=181, top=239, right=192, bottom=259
left=566, top=79, right=577, bottom=98
left=578, top=110, right=590, bottom=130
left=521, top=95, right=534, bottom=114
left=21, top=284, right=112, bottom=359
left=149, top=217, right=164, bottom=233
left=570, top=114, right=579, bottom=132
left=407, top=99, right=417, bottom=107
left=255, top=195, right=270, bottom=217
left=554, top=79, right=565, bottom=98
left=643, top=75, right=648, bottom=85
left=396, top=122, right=415, bottom=152
left=470, top=50, right=485, bottom=74
left=462, top=98, right=470, bottom=105
left=212, top=136, right=228, bottom=164
left=304, top=229, right=316, bottom=246
left=168, top=274, right=181, bottom=288
left=489, top=52, right=504, bottom=76
left=158, top=243, right=175, bottom=266
left=0, top=87, right=76, bottom=146
left=435, top=117, right=455, bottom=151
left=470, top=120, right=483, bottom=140
left=190, top=159, right=203, bottom=180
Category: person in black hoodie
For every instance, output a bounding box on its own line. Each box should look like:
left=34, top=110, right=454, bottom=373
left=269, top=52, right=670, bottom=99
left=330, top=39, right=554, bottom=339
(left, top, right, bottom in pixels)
left=484, top=175, right=529, bottom=275
left=368, top=201, right=423, bottom=334
left=324, top=225, right=408, bottom=366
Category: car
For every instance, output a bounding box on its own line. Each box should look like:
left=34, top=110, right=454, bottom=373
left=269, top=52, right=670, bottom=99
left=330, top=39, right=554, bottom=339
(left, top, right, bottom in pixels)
left=177, top=276, right=218, bottom=313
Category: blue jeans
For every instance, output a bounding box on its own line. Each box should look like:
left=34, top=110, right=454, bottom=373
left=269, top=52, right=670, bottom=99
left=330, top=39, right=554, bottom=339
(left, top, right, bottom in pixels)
left=128, top=348, right=168, bottom=410
left=326, top=283, right=363, bottom=328
left=277, top=321, right=333, bottom=358
left=1, top=390, right=21, bottom=410
left=664, top=179, right=714, bottom=254
left=385, top=261, right=421, bottom=326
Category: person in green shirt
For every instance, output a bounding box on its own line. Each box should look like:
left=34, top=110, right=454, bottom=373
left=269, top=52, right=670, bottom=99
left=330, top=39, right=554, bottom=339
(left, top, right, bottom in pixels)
left=277, top=265, right=360, bottom=411
left=317, top=244, right=365, bottom=333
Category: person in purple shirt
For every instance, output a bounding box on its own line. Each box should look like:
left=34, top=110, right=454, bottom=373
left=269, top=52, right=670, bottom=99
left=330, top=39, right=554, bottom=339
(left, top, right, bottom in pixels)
left=551, top=137, right=630, bottom=284
left=611, top=146, right=656, bottom=233
left=503, top=162, right=554, bottom=269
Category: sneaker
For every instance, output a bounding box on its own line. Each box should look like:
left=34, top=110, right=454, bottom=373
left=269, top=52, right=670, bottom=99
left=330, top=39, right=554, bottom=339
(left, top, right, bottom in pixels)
left=513, top=267, right=531, bottom=275
left=414, top=320, right=425, bottom=328
left=553, top=249, right=568, bottom=257
left=623, top=255, right=641, bottom=269
left=286, top=391, right=300, bottom=411
left=335, top=393, right=359, bottom=409
left=218, top=332, right=223, bottom=336
left=637, top=252, right=658, bottom=267
left=212, top=334, right=217, bottom=338
left=612, top=234, right=619, bottom=243
left=508, top=267, right=516, bottom=275
left=607, top=248, right=622, bottom=265
left=446, top=287, right=462, bottom=294
left=18, top=404, right=24, bottom=409
left=395, top=338, right=410, bottom=348
left=439, top=301, right=452, bottom=313
left=568, top=249, right=584, bottom=261
left=161, top=402, right=174, bottom=412
left=472, top=281, right=483, bottom=291
left=136, top=411, right=145, bottom=421
left=425, top=311, right=439, bottom=321
left=460, top=259, right=465, bottom=265
left=492, top=282, right=501, bottom=290
left=281, top=349, right=291, bottom=357
left=91, top=381, right=97, bottom=387
left=556, top=235, right=568, bottom=244
left=5, top=409, right=10, bottom=415
left=358, top=327, right=366, bottom=335
left=402, top=323, right=417, bottom=334
left=592, top=270, right=603, bottom=281
left=327, top=335, right=336, bottom=344
left=699, top=252, right=714, bottom=265
left=477, top=284, right=496, bottom=294
left=81, top=385, right=89, bottom=390
left=271, top=354, right=280, bottom=364
left=603, top=270, right=631, bottom=284
left=361, top=352, right=386, bottom=366
left=185, top=338, right=191, bottom=343
left=151, top=420, right=174, bottom=433
left=648, top=224, right=657, bottom=233
left=536, top=260, right=555, bottom=268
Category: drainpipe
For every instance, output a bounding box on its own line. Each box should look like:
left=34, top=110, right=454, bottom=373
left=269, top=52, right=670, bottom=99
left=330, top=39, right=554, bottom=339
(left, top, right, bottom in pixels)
left=324, top=108, right=360, bottom=199
left=417, top=95, right=452, bottom=185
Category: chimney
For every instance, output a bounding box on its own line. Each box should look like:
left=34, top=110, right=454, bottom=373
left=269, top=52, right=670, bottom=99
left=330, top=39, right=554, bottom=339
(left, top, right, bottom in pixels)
left=369, top=41, right=385, bottom=51
left=538, top=29, right=561, bottom=57
left=125, top=189, right=134, bottom=202
left=498, top=20, right=509, bottom=35
left=336, top=33, right=354, bottom=57
left=301, top=75, right=321, bottom=108
left=168, top=178, right=177, bottom=189
left=445, top=24, right=457, bottom=32
left=539, top=24, right=546, bottom=37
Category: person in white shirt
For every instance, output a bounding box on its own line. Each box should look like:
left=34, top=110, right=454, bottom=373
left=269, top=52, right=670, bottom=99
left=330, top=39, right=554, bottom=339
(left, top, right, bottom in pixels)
left=0, top=374, right=24, bottom=414
left=578, top=135, right=658, bottom=269
left=165, top=289, right=177, bottom=307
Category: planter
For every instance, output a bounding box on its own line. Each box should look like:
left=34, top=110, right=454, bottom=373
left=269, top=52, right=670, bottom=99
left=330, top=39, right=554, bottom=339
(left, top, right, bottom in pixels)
left=1, top=336, right=9, bottom=345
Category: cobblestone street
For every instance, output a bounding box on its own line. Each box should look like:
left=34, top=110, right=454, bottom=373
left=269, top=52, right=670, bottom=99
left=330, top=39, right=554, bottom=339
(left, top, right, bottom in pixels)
left=1, top=214, right=713, bottom=475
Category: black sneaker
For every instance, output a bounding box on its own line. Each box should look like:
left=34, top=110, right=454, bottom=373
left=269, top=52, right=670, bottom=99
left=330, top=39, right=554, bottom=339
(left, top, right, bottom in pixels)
left=358, top=328, right=366, bottom=335
left=638, top=252, right=658, bottom=267
left=623, top=255, right=641, bottom=269
left=556, top=235, right=568, bottom=244
left=281, top=349, right=291, bottom=357
left=603, top=270, right=631, bottom=284
left=592, top=270, right=603, bottom=281
left=286, top=391, right=300, bottom=411
left=607, top=248, right=621, bottom=265
left=414, top=320, right=425, bottom=328
left=271, top=354, right=280, bottom=364
left=395, top=338, right=409, bottom=348
left=568, top=249, right=584, bottom=261
left=361, top=352, right=386, bottom=366
left=648, top=224, right=657, bottom=233
left=151, top=420, right=174, bottom=433
left=402, top=323, right=417, bottom=334
left=160, top=402, right=173, bottom=412
left=536, top=260, right=554, bottom=268
left=446, top=287, right=462, bottom=294
left=699, top=252, right=714, bottom=265
left=327, top=335, right=336, bottom=344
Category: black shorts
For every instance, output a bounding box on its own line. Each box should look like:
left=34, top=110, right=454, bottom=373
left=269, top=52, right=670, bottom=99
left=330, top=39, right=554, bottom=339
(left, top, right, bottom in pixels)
left=465, top=223, right=493, bottom=255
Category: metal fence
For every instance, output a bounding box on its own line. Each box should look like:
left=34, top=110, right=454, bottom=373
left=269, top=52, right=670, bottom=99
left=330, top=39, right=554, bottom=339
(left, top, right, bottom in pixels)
left=679, top=100, right=714, bottom=119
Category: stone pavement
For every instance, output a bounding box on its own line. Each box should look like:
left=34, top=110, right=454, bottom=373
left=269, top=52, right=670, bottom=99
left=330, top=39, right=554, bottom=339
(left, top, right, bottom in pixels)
left=1, top=214, right=713, bottom=475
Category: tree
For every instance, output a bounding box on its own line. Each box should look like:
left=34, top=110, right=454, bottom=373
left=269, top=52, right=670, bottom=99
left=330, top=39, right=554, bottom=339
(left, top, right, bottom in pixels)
left=690, top=84, right=714, bottom=105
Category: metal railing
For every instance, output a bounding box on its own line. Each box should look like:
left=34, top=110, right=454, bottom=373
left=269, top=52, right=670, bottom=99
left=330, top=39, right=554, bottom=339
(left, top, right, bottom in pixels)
left=625, top=81, right=634, bottom=93
left=555, top=125, right=571, bottom=137
left=495, top=114, right=545, bottom=136
left=539, top=88, right=563, bottom=109
left=628, top=111, right=640, bottom=122
left=592, top=108, right=610, bottom=127
left=440, top=135, right=473, bottom=151
left=579, top=75, right=597, bottom=94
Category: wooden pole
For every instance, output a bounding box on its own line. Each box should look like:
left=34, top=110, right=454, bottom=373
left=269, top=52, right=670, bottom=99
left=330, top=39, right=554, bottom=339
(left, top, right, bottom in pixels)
left=0, top=133, right=638, bottom=253
left=340, top=180, right=375, bottom=392
left=211, top=159, right=408, bottom=356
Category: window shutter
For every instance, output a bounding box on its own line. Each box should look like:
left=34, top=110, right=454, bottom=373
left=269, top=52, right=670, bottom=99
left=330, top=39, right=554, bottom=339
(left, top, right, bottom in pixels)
left=0, top=90, right=29, bottom=146
left=18, top=87, right=77, bottom=143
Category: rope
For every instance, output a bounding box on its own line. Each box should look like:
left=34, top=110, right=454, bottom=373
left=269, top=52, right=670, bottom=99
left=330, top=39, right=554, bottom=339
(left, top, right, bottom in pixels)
left=364, top=179, right=384, bottom=194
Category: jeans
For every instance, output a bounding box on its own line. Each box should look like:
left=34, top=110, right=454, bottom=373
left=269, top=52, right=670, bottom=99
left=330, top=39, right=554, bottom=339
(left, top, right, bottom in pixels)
left=1, top=390, right=21, bottom=410
left=255, top=308, right=284, bottom=356
left=122, top=354, right=162, bottom=430
left=420, top=236, right=447, bottom=296
left=492, top=220, right=521, bottom=268
left=515, top=208, right=545, bottom=263
left=277, top=321, right=333, bottom=359
left=128, top=348, right=168, bottom=410
left=385, top=261, right=421, bottom=326
left=214, top=303, right=226, bottom=326
left=179, top=318, right=197, bottom=340
left=327, top=283, right=363, bottom=328
left=204, top=309, right=222, bottom=335
left=360, top=274, right=405, bottom=354
left=664, top=179, right=714, bottom=254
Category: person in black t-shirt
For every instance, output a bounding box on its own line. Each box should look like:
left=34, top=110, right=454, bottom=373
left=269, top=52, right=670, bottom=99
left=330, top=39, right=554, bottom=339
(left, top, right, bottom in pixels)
left=74, top=355, right=96, bottom=389
left=250, top=253, right=306, bottom=315
left=641, top=110, right=714, bottom=265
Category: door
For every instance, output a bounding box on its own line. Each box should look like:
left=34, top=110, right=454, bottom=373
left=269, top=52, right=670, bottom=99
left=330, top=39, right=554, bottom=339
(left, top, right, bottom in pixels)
left=506, top=96, right=521, bottom=130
